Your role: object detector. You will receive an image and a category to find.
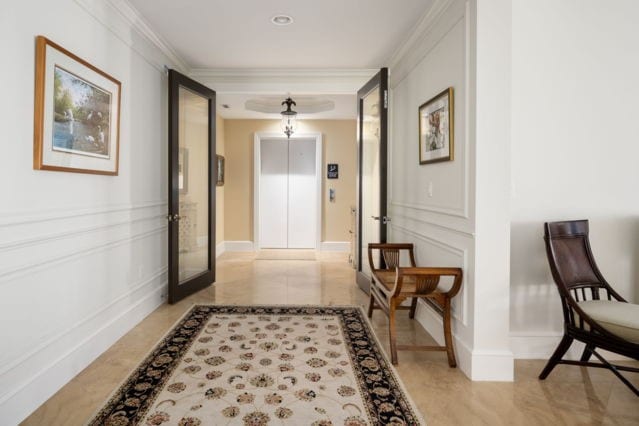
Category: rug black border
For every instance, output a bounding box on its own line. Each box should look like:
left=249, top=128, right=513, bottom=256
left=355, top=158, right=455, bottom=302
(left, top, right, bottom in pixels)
left=88, top=305, right=423, bottom=425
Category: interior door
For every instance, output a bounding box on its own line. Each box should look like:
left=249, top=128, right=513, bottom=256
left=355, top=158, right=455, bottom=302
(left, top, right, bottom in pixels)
left=258, top=137, right=317, bottom=249
left=168, top=69, right=216, bottom=304
left=356, top=68, right=388, bottom=293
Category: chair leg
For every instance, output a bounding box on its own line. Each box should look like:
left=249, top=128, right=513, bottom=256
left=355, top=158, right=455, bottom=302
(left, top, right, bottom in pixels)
left=367, top=292, right=375, bottom=318
left=409, top=297, right=418, bottom=319
left=442, top=298, right=457, bottom=368
left=388, top=301, right=398, bottom=365
left=539, top=334, right=573, bottom=380
left=580, top=344, right=594, bottom=362
left=589, top=348, right=639, bottom=397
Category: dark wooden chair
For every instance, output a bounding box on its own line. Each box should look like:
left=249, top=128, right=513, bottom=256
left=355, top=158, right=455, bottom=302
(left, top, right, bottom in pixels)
left=366, top=243, right=463, bottom=366
left=540, top=220, right=639, bottom=395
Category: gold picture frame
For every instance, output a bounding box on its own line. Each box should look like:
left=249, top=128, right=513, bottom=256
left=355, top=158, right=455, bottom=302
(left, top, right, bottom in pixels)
left=34, top=36, right=121, bottom=175
left=418, top=87, right=454, bottom=165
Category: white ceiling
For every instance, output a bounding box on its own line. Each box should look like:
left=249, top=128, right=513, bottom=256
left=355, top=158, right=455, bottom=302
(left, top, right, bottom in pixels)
left=129, top=0, right=434, bottom=69
left=128, top=0, right=434, bottom=118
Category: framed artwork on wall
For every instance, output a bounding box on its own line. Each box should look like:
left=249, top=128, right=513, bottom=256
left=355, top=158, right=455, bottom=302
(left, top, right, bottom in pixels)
left=216, top=155, right=225, bottom=186
left=33, top=36, right=121, bottom=175
left=418, top=87, right=454, bottom=165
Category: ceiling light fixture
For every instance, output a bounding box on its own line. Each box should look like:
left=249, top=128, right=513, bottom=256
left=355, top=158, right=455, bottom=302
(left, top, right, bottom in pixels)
left=280, top=97, right=297, bottom=139
left=271, top=15, right=293, bottom=26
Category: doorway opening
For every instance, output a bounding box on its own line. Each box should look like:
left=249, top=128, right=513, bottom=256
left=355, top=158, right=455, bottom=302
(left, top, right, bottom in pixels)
left=253, top=132, right=323, bottom=251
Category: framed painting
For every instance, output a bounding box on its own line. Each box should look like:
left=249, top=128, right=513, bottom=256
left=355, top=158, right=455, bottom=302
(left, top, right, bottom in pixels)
left=418, top=87, right=454, bottom=165
left=34, top=36, right=121, bottom=175
left=216, top=155, right=225, bottom=186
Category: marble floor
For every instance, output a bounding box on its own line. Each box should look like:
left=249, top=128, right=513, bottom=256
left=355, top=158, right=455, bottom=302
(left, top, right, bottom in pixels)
left=24, top=253, right=638, bottom=425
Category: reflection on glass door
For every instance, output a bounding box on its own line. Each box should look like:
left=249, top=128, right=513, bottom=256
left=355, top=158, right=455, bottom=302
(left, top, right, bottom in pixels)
left=178, top=87, right=209, bottom=282
left=356, top=69, right=388, bottom=293
left=168, top=69, right=216, bottom=304
left=361, top=87, right=381, bottom=278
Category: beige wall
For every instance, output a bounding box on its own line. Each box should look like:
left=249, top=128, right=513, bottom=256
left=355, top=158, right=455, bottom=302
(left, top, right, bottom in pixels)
left=224, top=119, right=356, bottom=242
left=216, top=114, right=225, bottom=245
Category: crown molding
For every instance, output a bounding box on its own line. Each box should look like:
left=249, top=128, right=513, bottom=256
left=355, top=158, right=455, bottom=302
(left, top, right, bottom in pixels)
left=189, top=68, right=377, bottom=94
left=74, top=0, right=190, bottom=73
left=106, top=0, right=190, bottom=72
left=388, top=0, right=456, bottom=69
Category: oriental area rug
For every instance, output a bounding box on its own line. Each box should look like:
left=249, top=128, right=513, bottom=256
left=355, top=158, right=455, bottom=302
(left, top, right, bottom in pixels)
left=89, top=305, right=424, bottom=426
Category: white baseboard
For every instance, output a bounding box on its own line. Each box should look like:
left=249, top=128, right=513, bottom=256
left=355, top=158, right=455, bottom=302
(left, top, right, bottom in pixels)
left=510, top=332, right=629, bottom=361
left=224, top=241, right=255, bottom=252
left=0, top=280, right=166, bottom=425
left=215, top=241, right=225, bottom=258
left=414, top=300, right=514, bottom=381
left=320, top=241, right=351, bottom=252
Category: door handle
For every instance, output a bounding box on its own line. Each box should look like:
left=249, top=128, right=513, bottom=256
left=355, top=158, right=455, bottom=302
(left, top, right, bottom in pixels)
left=371, top=216, right=391, bottom=224
left=166, top=214, right=182, bottom=222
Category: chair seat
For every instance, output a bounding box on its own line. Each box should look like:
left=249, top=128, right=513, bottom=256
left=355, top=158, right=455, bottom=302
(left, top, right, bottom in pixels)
left=578, top=300, right=639, bottom=343
left=374, top=270, right=441, bottom=296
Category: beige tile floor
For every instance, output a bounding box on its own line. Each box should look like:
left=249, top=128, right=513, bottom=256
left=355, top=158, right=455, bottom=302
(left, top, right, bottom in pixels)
left=23, top=253, right=638, bottom=425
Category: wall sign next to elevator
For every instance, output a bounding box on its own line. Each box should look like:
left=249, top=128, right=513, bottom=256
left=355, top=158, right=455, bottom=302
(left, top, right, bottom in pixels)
left=327, top=163, right=339, bottom=179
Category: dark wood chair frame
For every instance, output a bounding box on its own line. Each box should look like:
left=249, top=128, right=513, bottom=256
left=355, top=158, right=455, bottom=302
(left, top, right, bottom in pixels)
left=540, top=220, right=639, bottom=396
left=366, top=243, right=463, bottom=366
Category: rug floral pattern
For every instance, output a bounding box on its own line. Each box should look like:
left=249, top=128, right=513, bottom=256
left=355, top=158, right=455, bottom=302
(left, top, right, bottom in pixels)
left=89, top=306, right=423, bottom=425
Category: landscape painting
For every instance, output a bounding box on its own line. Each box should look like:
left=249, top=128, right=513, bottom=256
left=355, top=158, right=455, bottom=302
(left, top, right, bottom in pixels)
left=53, top=66, right=112, bottom=158
left=34, top=36, right=121, bottom=175
left=419, top=87, right=454, bottom=165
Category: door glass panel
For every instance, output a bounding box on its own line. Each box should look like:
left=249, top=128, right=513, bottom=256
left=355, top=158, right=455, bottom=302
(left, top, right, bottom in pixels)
left=178, top=86, right=209, bottom=283
left=361, top=87, right=380, bottom=277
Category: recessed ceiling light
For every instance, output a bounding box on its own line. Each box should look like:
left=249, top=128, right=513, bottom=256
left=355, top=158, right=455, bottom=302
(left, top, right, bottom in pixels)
left=271, top=15, right=293, bottom=26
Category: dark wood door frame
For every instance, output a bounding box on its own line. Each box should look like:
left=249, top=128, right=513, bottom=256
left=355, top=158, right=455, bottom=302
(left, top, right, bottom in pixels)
left=168, top=69, right=216, bottom=304
left=356, top=68, right=388, bottom=294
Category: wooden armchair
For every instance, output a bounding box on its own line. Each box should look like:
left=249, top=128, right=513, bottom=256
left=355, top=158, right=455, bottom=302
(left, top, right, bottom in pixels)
left=367, top=243, right=463, bottom=366
left=540, top=220, right=639, bottom=395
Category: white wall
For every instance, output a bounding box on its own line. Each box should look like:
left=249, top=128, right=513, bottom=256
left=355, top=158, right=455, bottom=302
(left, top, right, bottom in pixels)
left=510, top=0, right=639, bottom=358
left=389, top=0, right=513, bottom=380
left=0, top=0, right=178, bottom=423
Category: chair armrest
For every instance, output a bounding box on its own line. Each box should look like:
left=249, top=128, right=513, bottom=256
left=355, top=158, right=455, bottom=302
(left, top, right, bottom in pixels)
left=391, top=267, right=463, bottom=298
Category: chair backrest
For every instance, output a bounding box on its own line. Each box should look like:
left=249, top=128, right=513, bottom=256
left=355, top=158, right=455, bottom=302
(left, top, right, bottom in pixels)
left=544, top=220, right=624, bottom=318
left=368, top=243, right=416, bottom=271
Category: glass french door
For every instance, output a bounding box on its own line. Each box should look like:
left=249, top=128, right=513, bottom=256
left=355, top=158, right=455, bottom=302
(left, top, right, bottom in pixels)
left=168, top=69, right=216, bottom=304
left=356, top=68, right=388, bottom=294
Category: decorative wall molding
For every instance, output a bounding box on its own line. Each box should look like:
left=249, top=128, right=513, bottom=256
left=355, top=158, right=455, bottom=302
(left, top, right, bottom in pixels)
left=189, top=68, right=377, bottom=94
left=0, top=212, right=165, bottom=252
left=390, top=222, right=468, bottom=325
left=0, top=226, right=166, bottom=283
left=388, top=210, right=474, bottom=237
left=73, top=0, right=189, bottom=73
left=0, top=200, right=167, bottom=227
left=320, top=241, right=351, bottom=252
left=0, top=276, right=166, bottom=425
left=390, top=200, right=468, bottom=220
left=0, top=266, right=167, bottom=379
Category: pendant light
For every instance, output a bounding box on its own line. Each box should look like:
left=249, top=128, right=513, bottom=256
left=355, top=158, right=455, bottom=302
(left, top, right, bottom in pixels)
left=280, top=97, right=297, bottom=139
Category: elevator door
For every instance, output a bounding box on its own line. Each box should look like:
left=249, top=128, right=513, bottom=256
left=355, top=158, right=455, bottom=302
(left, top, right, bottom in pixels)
left=259, top=138, right=317, bottom=249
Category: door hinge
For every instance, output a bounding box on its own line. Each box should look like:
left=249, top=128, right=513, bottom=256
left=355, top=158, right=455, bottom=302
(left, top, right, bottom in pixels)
left=383, top=90, right=388, bottom=109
